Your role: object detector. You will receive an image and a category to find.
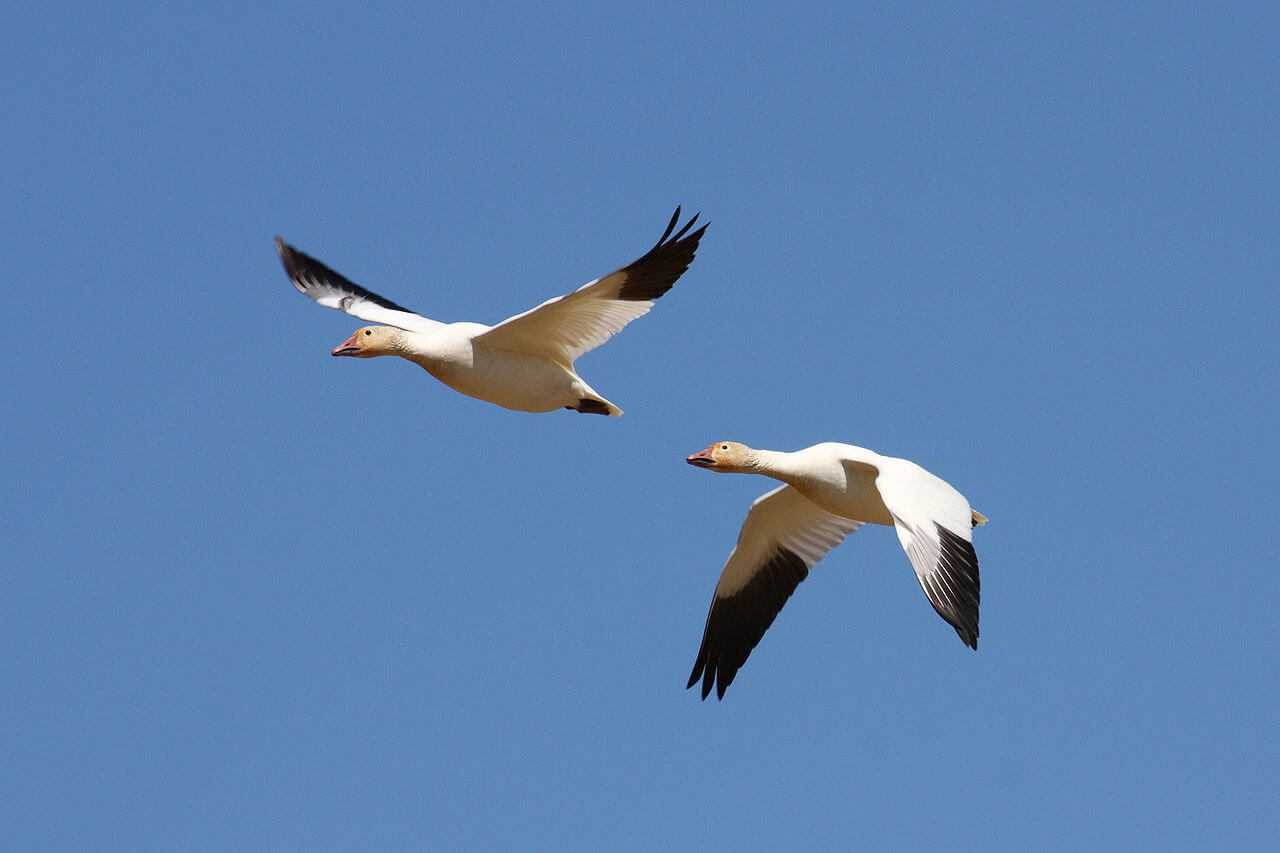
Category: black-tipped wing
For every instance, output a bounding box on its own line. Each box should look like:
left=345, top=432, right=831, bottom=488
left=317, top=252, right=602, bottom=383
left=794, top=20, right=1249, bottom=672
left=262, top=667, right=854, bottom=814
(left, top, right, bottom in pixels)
left=875, top=459, right=981, bottom=649
left=474, top=207, right=707, bottom=365
left=926, top=525, right=981, bottom=647
left=688, top=486, right=862, bottom=700
left=275, top=237, right=444, bottom=334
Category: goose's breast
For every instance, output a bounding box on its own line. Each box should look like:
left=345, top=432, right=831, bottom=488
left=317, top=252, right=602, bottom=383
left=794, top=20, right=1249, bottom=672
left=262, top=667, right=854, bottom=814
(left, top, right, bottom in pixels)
left=791, top=465, right=894, bottom=526
left=418, top=339, right=574, bottom=412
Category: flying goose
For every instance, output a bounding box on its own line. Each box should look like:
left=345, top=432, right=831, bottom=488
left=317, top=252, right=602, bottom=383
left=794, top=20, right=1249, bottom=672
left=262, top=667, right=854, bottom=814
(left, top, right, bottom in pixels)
left=684, top=441, right=987, bottom=699
left=276, top=208, right=706, bottom=415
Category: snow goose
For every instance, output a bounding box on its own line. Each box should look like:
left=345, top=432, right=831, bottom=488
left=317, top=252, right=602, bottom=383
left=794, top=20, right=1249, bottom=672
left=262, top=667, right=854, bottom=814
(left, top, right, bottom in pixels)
left=684, top=441, right=988, bottom=699
left=276, top=208, right=707, bottom=415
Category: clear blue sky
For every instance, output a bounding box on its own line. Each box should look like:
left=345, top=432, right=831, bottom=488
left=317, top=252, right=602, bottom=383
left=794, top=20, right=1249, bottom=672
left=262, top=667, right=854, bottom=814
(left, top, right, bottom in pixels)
left=4, top=2, right=1277, bottom=848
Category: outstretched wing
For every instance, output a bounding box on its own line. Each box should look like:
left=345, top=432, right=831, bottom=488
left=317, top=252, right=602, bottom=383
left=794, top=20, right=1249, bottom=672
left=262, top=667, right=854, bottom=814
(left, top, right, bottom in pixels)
left=874, top=459, right=981, bottom=649
left=276, top=237, right=444, bottom=334
left=688, top=485, right=862, bottom=700
left=473, top=208, right=707, bottom=366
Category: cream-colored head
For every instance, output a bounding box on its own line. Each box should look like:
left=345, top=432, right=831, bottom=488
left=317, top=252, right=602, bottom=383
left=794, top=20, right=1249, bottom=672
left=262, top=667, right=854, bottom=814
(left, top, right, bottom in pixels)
left=685, top=441, right=757, bottom=473
left=331, top=326, right=400, bottom=358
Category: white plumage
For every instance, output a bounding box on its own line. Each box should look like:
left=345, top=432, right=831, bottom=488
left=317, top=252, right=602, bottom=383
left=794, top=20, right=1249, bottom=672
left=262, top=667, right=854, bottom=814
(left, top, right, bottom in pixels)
left=277, top=208, right=706, bottom=414
left=685, top=440, right=986, bottom=699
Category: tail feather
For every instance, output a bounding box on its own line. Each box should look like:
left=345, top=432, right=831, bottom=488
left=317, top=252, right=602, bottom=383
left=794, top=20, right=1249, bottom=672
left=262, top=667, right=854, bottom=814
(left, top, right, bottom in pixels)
left=971, top=509, right=988, bottom=527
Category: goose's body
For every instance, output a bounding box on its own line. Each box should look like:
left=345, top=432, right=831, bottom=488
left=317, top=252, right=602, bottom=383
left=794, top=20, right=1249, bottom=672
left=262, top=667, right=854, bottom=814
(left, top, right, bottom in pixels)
left=419, top=329, right=600, bottom=414
left=276, top=208, right=707, bottom=415
left=350, top=322, right=618, bottom=414
left=685, top=441, right=987, bottom=700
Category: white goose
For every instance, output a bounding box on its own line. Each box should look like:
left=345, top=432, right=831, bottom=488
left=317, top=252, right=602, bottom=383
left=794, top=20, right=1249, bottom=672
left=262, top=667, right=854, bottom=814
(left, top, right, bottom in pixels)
left=684, top=441, right=987, bottom=699
left=276, top=208, right=707, bottom=415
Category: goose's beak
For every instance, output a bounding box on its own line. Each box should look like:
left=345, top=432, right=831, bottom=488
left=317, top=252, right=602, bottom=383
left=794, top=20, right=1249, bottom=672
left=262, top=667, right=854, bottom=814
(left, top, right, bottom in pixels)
left=332, top=332, right=362, bottom=357
left=686, top=447, right=716, bottom=468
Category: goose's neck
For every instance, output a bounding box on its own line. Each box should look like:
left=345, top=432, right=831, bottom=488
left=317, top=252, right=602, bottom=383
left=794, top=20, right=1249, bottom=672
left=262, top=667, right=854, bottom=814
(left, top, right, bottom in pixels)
left=746, top=448, right=807, bottom=483
left=393, top=330, right=442, bottom=361
left=389, top=329, right=416, bottom=355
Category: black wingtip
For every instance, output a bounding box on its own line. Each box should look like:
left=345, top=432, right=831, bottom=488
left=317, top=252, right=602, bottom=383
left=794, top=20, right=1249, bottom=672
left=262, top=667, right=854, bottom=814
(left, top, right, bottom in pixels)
left=651, top=206, right=709, bottom=249
left=687, top=652, right=704, bottom=689
left=272, top=238, right=419, bottom=315
left=670, top=211, right=701, bottom=243
left=615, top=208, right=710, bottom=302
left=933, top=524, right=981, bottom=650
left=653, top=206, right=682, bottom=248
left=275, top=236, right=302, bottom=277
left=688, top=646, right=715, bottom=700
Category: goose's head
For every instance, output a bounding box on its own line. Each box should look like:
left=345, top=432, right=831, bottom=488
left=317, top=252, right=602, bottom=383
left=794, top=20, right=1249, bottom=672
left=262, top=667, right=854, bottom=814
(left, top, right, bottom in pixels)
left=332, top=326, right=398, bottom=358
left=686, top=441, right=754, bottom=473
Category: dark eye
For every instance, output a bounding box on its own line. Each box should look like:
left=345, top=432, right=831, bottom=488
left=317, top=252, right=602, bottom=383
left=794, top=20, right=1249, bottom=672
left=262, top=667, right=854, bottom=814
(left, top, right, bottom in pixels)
left=721, top=444, right=729, bottom=450
left=365, top=330, right=372, bottom=336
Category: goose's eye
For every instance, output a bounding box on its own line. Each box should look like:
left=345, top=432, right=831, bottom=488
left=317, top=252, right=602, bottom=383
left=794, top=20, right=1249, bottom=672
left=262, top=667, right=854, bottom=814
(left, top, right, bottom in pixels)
left=720, top=444, right=729, bottom=450
left=365, top=330, right=372, bottom=336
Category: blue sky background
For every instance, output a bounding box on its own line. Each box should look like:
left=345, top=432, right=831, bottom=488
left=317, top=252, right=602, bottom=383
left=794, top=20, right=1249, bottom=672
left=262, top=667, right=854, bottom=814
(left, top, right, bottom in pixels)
left=3, top=2, right=1277, bottom=848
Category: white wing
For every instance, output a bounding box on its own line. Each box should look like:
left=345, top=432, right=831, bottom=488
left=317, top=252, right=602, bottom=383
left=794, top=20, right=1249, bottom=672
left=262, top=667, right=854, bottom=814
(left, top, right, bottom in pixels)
left=276, top=237, right=444, bottom=334
left=473, top=208, right=706, bottom=366
left=875, top=458, right=981, bottom=649
left=687, top=485, right=862, bottom=700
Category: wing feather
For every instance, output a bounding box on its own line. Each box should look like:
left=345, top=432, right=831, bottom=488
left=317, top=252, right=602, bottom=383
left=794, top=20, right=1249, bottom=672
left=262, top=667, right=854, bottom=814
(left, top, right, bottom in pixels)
left=474, top=208, right=707, bottom=365
left=875, top=460, right=981, bottom=649
left=687, top=485, right=862, bottom=700
left=275, top=237, right=444, bottom=334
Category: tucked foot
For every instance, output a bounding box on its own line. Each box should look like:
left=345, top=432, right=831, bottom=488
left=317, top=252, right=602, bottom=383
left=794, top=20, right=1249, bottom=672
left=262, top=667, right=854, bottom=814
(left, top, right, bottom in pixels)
left=573, top=398, right=613, bottom=415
